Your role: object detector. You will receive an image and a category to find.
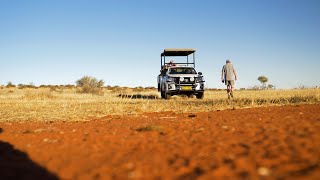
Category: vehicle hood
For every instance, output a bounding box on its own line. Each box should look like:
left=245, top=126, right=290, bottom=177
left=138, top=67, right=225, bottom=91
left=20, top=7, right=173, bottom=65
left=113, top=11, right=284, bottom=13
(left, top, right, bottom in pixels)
left=168, top=74, right=200, bottom=78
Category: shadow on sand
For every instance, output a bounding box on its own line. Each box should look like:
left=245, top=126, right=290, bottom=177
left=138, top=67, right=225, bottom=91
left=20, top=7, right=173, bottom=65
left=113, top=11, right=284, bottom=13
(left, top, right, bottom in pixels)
left=118, top=94, right=159, bottom=99
left=0, top=128, right=58, bottom=180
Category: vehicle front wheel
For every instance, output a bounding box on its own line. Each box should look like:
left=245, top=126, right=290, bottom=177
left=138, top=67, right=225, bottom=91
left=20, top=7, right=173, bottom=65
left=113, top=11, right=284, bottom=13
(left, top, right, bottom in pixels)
left=196, top=92, right=204, bottom=99
left=164, top=92, right=171, bottom=100
left=161, top=90, right=165, bottom=99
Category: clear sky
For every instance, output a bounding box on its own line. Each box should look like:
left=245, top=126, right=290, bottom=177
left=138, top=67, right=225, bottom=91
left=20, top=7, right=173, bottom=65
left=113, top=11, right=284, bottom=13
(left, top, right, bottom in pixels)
left=1, top=0, right=319, bottom=89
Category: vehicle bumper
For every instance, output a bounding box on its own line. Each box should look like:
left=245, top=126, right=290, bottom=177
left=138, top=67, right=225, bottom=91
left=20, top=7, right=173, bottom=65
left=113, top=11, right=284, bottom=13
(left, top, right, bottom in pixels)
left=167, top=83, right=204, bottom=92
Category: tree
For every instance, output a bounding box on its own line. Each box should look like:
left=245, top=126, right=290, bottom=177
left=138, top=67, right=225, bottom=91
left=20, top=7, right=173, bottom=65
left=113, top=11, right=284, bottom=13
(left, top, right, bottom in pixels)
left=257, top=76, right=268, bottom=89
left=76, top=76, right=104, bottom=94
left=6, top=81, right=16, bottom=88
left=267, top=84, right=275, bottom=90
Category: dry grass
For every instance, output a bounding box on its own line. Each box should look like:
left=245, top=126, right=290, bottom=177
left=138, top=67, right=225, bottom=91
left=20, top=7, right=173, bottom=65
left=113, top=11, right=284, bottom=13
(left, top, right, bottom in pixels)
left=0, top=87, right=319, bottom=122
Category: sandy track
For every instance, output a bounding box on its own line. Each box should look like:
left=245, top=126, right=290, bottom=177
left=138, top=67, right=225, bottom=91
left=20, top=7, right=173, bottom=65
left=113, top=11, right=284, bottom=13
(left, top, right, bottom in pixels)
left=1, top=104, right=320, bottom=179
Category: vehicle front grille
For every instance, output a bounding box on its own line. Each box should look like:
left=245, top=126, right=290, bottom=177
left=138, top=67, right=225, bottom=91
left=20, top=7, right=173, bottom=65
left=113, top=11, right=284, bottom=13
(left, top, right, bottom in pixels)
left=173, top=78, right=179, bottom=84
left=173, top=77, right=194, bottom=84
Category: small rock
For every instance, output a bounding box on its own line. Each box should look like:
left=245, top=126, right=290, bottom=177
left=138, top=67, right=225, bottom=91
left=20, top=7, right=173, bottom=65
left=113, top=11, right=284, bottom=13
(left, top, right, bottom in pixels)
left=34, top=129, right=45, bottom=133
left=222, top=125, right=229, bottom=129
left=195, top=127, right=205, bottom=132
left=258, top=167, right=271, bottom=176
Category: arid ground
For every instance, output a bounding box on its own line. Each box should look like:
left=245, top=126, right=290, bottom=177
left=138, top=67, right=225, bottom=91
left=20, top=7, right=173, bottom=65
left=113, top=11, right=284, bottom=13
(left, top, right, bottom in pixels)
left=1, top=104, right=319, bottom=179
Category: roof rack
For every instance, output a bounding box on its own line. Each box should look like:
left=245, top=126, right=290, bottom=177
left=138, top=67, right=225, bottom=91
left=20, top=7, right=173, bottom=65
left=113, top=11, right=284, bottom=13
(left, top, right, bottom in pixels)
left=160, top=48, right=196, bottom=68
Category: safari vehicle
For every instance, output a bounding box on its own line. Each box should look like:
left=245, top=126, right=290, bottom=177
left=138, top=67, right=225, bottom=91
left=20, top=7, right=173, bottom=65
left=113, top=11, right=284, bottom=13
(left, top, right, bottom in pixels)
left=157, top=48, right=205, bottom=99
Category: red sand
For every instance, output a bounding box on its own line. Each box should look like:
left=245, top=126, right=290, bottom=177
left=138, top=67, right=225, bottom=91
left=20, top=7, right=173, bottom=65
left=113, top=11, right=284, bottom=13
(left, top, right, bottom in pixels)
left=1, top=104, right=320, bottom=179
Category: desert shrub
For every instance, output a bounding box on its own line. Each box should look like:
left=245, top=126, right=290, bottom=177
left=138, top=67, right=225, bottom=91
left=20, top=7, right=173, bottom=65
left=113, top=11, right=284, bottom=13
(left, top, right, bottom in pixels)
left=132, top=86, right=144, bottom=92
left=64, top=84, right=75, bottom=89
left=39, top=85, right=49, bottom=88
left=76, top=76, right=104, bottom=94
left=17, top=84, right=37, bottom=89
left=6, top=82, right=16, bottom=88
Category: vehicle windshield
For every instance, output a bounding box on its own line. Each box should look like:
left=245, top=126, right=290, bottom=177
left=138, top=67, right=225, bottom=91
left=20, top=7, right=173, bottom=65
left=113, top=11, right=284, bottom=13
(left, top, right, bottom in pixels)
left=169, top=67, right=197, bottom=74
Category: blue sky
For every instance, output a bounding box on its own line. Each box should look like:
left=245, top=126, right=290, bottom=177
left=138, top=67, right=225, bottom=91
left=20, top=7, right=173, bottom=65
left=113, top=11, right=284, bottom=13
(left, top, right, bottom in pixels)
left=0, top=0, right=319, bottom=89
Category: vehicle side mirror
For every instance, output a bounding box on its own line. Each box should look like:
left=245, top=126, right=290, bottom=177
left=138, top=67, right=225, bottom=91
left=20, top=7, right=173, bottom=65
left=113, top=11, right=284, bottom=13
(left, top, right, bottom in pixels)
left=198, top=72, right=202, bottom=75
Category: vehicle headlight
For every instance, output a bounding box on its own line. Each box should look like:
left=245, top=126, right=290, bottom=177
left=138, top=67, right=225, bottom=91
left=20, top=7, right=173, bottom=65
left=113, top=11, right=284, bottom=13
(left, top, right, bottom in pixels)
left=195, top=77, right=204, bottom=83
left=179, top=77, right=184, bottom=82
left=190, top=77, right=194, bottom=82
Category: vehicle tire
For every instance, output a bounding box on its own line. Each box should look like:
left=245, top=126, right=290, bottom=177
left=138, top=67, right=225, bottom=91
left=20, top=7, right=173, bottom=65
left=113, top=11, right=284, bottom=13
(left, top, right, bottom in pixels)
left=164, top=92, right=171, bottom=100
left=161, top=90, right=165, bottom=99
left=196, top=92, right=204, bottom=99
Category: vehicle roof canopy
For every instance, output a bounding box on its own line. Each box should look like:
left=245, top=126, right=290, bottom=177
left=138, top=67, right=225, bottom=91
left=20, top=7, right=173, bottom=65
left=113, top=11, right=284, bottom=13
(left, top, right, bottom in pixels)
left=169, top=66, right=194, bottom=68
left=161, top=48, right=196, bottom=56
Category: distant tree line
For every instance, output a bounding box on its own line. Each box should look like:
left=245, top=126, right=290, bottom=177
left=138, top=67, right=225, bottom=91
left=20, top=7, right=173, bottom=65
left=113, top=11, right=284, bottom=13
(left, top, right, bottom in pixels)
left=0, top=75, right=282, bottom=92
left=1, top=76, right=158, bottom=96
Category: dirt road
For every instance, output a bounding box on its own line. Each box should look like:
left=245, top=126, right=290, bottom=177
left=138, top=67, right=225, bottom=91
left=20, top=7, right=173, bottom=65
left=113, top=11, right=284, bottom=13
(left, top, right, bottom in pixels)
left=1, top=104, right=320, bottom=179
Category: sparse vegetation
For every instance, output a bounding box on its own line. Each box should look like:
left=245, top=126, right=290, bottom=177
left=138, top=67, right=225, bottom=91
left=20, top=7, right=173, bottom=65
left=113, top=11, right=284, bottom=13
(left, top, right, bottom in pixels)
left=17, top=83, right=37, bottom=89
left=76, top=76, right=104, bottom=94
left=267, top=84, right=275, bottom=90
left=6, top=81, right=16, bottom=88
left=0, top=87, right=318, bottom=122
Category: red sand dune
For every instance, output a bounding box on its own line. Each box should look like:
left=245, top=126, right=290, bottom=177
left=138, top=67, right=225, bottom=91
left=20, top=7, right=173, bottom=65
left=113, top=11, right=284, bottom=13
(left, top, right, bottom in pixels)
left=1, top=104, right=319, bottom=179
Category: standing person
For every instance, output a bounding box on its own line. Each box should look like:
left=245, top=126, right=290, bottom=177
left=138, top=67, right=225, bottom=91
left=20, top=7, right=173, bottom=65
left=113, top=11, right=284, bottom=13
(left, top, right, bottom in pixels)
left=221, top=59, right=237, bottom=99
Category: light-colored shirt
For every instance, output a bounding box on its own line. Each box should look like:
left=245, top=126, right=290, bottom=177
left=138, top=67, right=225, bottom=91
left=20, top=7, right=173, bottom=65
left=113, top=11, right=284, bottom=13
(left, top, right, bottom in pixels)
left=222, top=63, right=237, bottom=81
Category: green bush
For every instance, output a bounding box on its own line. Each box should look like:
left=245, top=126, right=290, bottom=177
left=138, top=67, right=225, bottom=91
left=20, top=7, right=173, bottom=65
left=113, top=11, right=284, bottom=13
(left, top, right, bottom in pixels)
left=76, top=76, right=104, bottom=94
left=6, top=82, right=16, bottom=88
